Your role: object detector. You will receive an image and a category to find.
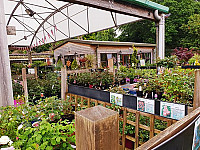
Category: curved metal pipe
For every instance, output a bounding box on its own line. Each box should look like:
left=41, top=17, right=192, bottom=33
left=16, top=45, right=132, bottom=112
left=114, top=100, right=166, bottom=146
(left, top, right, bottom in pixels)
left=29, top=3, right=72, bottom=46
left=154, top=10, right=161, bottom=21
left=7, top=0, right=22, bottom=25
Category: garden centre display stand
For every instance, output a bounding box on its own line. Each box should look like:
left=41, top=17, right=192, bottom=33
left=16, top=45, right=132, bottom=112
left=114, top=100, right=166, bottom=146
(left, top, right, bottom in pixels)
left=75, top=105, right=119, bottom=150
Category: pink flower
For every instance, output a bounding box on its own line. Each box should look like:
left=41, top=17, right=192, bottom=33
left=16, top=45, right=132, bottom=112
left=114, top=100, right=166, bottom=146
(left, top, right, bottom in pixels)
left=32, top=122, right=39, bottom=127
left=49, top=113, right=55, bottom=121
left=16, top=137, right=19, bottom=140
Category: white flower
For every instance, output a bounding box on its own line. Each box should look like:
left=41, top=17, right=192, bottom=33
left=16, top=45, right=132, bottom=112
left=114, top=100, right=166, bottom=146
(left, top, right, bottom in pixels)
left=0, top=114, right=1, bottom=118
left=1, top=146, right=15, bottom=150
left=8, top=140, right=13, bottom=146
left=0, top=136, right=10, bottom=145
left=17, top=124, right=23, bottom=130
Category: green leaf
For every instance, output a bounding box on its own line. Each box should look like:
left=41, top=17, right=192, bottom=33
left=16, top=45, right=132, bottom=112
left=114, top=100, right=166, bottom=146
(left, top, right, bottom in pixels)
left=56, top=137, right=61, bottom=143
left=36, top=134, right=42, bottom=143
left=63, top=143, right=67, bottom=148
left=46, top=146, right=53, bottom=150
left=51, top=138, right=56, bottom=145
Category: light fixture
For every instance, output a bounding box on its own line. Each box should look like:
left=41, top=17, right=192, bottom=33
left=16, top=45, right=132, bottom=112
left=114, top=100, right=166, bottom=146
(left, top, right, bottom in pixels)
left=118, top=50, right=122, bottom=54
left=74, top=52, right=78, bottom=56
left=25, top=9, right=36, bottom=17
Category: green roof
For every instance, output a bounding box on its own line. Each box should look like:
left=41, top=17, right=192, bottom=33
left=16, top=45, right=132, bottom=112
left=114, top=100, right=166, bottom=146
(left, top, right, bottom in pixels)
left=121, top=0, right=169, bottom=13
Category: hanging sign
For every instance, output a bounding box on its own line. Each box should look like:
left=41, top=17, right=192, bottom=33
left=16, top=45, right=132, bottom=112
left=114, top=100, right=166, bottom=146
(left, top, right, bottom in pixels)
left=28, top=68, right=35, bottom=74
left=160, top=102, right=185, bottom=120
left=137, top=97, right=155, bottom=114
left=110, top=92, right=123, bottom=106
left=192, top=116, right=200, bottom=150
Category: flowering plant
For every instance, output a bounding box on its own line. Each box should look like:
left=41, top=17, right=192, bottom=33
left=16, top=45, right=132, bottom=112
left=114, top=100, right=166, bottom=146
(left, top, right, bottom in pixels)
left=0, top=136, right=14, bottom=149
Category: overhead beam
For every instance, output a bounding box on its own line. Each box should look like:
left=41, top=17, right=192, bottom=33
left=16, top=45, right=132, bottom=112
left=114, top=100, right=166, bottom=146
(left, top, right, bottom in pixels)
left=60, top=0, right=156, bottom=20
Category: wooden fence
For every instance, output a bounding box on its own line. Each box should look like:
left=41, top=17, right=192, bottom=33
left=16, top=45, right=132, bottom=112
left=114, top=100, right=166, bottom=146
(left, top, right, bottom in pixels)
left=66, top=93, right=177, bottom=150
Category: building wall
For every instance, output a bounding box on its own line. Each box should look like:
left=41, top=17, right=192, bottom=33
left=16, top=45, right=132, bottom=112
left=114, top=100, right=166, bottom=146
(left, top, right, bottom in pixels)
left=54, top=41, right=155, bottom=67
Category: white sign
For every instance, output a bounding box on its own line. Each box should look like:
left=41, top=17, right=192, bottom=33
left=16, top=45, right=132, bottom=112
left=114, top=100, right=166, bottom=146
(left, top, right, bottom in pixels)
left=137, top=98, right=155, bottom=114
left=28, top=68, right=35, bottom=74
left=192, top=116, right=200, bottom=150
left=160, top=102, right=185, bottom=120
left=140, top=59, right=145, bottom=66
left=110, top=93, right=123, bottom=106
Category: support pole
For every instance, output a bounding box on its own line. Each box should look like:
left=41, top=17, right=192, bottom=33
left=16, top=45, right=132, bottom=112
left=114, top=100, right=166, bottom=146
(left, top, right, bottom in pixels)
left=193, top=70, right=200, bottom=110
left=61, top=66, right=67, bottom=100
left=0, top=0, right=14, bottom=106
left=75, top=105, right=119, bottom=150
left=28, top=49, right=32, bottom=64
left=158, top=14, right=165, bottom=59
left=154, top=10, right=165, bottom=60
left=34, top=67, right=38, bottom=80
left=22, top=68, right=28, bottom=103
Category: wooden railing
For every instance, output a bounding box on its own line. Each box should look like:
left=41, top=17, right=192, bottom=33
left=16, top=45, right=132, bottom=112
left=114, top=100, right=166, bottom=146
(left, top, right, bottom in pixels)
left=136, top=107, right=200, bottom=150
left=66, top=93, right=177, bottom=150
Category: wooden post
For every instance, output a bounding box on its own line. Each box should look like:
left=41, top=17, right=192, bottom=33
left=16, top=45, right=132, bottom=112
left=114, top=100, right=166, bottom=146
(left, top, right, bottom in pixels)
left=0, top=0, right=14, bottom=106
left=28, top=49, right=32, bottom=64
left=150, top=114, right=155, bottom=139
left=135, top=111, right=140, bottom=149
left=193, top=70, right=200, bottom=110
left=34, top=67, right=38, bottom=79
left=108, top=58, right=114, bottom=73
left=61, top=66, right=67, bottom=100
left=75, top=105, right=119, bottom=150
left=22, top=68, right=28, bottom=102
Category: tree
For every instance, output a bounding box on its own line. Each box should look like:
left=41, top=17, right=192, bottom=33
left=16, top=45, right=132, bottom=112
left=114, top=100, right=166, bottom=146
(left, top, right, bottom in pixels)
left=118, top=0, right=200, bottom=50
left=82, top=29, right=117, bottom=41
left=181, top=14, right=200, bottom=48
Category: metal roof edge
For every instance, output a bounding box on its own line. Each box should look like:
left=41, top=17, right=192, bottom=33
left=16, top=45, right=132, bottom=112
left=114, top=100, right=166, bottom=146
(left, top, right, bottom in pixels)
left=120, top=0, right=169, bottom=13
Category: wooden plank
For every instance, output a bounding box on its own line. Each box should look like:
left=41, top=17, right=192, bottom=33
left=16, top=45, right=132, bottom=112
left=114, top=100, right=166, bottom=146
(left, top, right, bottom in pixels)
left=167, top=119, right=173, bottom=127
left=81, top=96, right=83, bottom=108
left=127, top=120, right=136, bottom=126
left=95, top=100, right=98, bottom=106
left=126, top=135, right=136, bottom=142
left=87, top=98, right=91, bottom=108
left=75, top=105, right=119, bottom=150
left=61, top=66, right=67, bottom=100
left=75, top=95, right=78, bottom=111
left=122, top=108, right=127, bottom=150
left=63, top=0, right=155, bottom=20
left=193, top=70, right=200, bottom=110
left=137, top=107, right=200, bottom=150
left=34, top=67, right=38, bottom=79
left=22, top=68, right=28, bottom=103
left=139, top=124, right=150, bottom=131
left=135, top=111, right=140, bottom=149
left=150, top=114, right=155, bottom=139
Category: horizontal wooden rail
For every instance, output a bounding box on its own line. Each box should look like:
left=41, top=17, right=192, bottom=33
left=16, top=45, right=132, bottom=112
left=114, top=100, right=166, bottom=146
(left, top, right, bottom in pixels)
left=66, top=93, right=177, bottom=150
left=136, top=107, right=200, bottom=150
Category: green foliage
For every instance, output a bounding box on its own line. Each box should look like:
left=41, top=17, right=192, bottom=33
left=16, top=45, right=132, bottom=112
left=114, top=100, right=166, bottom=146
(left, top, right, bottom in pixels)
left=181, top=14, right=200, bottom=48
left=11, top=63, right=27, bottom=75
left=0, top=96, right=75, bottom=149
left=27, top=72, right=61, bottom=101
left=156, top=55, right=178, bottom=68
left=82, top=29, right=117, bottom=41
left=85, top=54, right=95, bottom=69
left=12, top=80, right=23, bottom=99
left=55, top=59, right=63, bottom=71
left=32, top=61, right=48, bottom=67
left=131, top=45, right=139, bottom=67
left=14, top=119, right=75, bottom=150
left=119, top=0, right=200, bottom=50
left=71, top=59, right=78, bottom=70
left=32, top=43, right=51, bottom=53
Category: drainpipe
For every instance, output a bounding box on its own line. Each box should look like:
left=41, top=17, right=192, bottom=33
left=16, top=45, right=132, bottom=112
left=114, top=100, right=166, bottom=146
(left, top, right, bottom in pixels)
left=154, top=10, right=165, bottom=59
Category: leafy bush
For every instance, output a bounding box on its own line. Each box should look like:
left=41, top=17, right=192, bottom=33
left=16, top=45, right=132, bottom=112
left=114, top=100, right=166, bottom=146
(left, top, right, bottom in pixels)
left=14, top=119, right=75, bottom=150
left=71, top=59, right=78, bottom=70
